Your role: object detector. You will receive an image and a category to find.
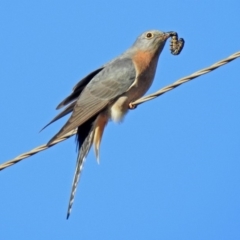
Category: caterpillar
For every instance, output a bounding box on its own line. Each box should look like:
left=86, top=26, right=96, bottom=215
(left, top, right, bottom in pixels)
left=169, top=32, right=185, bottom=55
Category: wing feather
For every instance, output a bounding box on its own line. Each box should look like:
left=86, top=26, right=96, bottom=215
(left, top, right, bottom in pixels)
left=57, top=68, right=103, bottom=109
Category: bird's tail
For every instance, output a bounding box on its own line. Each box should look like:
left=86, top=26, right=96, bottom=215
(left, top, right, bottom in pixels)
left=66, top=126, right=94, bottom=219
left=66, top=113, right=108, bottom=219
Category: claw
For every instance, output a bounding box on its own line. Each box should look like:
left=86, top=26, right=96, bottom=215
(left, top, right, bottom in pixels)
left=128, top=102, right=137, bottom=110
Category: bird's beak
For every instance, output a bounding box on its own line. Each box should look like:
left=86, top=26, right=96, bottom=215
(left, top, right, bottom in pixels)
left=165, top=31, right=178, bottom=40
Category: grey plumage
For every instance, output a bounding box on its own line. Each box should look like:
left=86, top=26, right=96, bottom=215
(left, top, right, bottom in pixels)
left=43, top=30, right=171, bottom=218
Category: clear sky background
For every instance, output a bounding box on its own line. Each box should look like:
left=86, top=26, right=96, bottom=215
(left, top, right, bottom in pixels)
left=1, top=1, right=240, bottom=239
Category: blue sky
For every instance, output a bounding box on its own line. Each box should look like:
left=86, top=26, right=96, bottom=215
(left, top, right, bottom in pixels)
left=1, top=1, right=240, bottom=239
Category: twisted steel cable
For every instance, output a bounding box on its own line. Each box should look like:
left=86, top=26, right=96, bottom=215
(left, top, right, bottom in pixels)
left=132, top=51, right=240, bottom=106
left=1, top=51, right=239, bottom=171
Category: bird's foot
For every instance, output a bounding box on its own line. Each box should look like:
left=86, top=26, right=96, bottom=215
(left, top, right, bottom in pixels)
left=128, top=102, right=137, bottom=110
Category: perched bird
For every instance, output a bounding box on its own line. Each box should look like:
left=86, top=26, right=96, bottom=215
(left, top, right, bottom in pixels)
left=43, top=30, right=173, bottom=218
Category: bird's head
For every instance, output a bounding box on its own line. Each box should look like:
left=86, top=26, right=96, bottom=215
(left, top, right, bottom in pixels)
left=132, top=30, right=172, bottom=54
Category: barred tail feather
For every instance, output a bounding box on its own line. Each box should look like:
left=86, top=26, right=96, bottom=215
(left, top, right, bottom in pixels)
left=66, top=127, right=95, bottom=219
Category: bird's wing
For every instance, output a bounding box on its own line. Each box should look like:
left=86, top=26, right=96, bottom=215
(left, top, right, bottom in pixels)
left=48, top=57, right=136, bottom=144
left=41, top=68, right=104, bottom=132
left=56, top=67, right=104, bottom=109
left=40, top=101, right=76, bottom=131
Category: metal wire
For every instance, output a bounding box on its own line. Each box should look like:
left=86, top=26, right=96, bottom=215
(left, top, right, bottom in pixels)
left=132, top=51, right=240, bottom=106
left=1, top=51, right=239, bottom=171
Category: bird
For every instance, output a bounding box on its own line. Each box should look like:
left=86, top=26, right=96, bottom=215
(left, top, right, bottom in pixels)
left=43, top=30, right=173, bottom=218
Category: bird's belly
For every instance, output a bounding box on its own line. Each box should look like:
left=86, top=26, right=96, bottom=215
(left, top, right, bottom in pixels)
left=109, top=63, right=157, bottom=123
left=127, top=71, right=155, bottom=102
left=109, top=76, right=154, bottom=123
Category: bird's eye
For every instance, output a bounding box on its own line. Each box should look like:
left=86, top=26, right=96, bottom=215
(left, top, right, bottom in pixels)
left=146, top=32, right=153, bottom=39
